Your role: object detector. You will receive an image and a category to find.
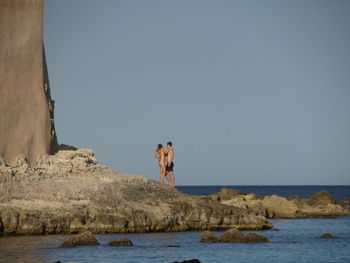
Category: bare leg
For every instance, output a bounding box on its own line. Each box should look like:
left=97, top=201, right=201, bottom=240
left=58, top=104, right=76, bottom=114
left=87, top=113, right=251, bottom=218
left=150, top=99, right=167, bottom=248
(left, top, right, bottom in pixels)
left=169, top=171, right=175, bottom=187
left=165, top=171, right=171, bottom=187
left=159, top=165, right=165, bottom=184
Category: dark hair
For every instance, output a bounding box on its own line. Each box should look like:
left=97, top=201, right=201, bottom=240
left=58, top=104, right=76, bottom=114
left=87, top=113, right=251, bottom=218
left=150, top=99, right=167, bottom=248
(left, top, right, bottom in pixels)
left=157, top=144, right=163, bottom=150
left=167, top=141, right=172, bottom=146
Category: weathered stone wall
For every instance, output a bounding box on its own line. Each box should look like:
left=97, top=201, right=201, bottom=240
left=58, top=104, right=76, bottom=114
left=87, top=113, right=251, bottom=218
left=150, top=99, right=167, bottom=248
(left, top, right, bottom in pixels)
left=0, top=0, right=56, bottom=165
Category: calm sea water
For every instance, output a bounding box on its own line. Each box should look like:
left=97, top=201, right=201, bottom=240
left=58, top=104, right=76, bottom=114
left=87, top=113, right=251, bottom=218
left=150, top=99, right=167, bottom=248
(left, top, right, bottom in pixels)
left=0, top=186, right=349, bottom=263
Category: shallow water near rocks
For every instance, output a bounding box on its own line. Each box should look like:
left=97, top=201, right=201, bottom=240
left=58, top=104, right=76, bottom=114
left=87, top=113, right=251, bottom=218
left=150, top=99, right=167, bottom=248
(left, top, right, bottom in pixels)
left=1, top=185, right=349, bottom=263
left=0, top=217, right=349, bottom=263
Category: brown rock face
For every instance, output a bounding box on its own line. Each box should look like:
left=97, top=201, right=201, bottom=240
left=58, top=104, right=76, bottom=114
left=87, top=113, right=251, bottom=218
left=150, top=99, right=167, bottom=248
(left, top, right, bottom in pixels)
left=59, top=231, right=100, bottom=248
left=0, top=0, right=57, bottom=165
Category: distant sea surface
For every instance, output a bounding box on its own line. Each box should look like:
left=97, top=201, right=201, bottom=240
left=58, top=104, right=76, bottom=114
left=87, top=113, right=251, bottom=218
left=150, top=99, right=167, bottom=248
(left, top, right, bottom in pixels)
left=1, top=185, right=349, bottom=263
left=177, top=185, right=350, bottom=200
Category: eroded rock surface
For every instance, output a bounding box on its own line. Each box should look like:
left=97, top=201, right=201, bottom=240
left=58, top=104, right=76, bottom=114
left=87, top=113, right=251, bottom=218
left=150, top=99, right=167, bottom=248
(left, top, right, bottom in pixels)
left=216, top=188, right=349, bottom=219
left=0, top=149, right=272, bottom=235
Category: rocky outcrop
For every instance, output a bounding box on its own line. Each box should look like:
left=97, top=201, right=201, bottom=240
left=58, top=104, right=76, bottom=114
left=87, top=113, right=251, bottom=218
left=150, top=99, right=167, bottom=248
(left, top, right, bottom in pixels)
left=200, top=229, right=269, bottom=243
left=0, top=149, right=273, bottom=235
left=338, top=197, right=350, bottom=212
left=59, top=231, right=100, bottom=248
left=216, top=188, right=349, bottom=219
left=108, top=238, right=133, bottom=246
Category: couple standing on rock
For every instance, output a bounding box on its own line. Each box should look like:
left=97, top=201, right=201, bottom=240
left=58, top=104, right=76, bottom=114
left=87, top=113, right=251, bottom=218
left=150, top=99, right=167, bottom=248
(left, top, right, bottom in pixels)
left=153, top=141, right=175, bottom=187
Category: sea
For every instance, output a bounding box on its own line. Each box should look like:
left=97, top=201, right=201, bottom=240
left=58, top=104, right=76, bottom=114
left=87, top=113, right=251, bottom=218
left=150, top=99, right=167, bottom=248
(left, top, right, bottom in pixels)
left=0, top=185, right=349, bottom=263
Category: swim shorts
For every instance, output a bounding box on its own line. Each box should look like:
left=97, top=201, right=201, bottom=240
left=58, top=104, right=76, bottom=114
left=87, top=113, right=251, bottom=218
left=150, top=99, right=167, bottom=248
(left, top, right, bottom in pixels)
left=166, top=162, right=174, bottom=172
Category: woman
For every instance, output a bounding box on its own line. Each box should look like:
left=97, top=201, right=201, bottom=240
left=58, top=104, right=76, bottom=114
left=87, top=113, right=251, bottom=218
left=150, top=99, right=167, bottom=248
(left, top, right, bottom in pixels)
left=153, top=144, right=166, bottom=184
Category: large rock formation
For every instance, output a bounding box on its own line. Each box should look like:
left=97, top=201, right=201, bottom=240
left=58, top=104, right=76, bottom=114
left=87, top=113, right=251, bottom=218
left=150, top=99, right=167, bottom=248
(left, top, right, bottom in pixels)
left=0, top=0, right=57, bottom=165
left=0, top=148, right=273, bottom=235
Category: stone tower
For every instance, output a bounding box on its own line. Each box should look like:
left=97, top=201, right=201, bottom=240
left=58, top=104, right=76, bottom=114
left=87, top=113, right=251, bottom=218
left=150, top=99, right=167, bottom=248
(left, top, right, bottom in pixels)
left=0, top=0, right=57, bottom=165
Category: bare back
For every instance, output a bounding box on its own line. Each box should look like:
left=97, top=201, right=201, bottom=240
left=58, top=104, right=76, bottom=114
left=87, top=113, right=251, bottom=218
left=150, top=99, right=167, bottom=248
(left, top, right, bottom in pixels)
left=157, top=148, right=166, bottom=165
left=167, top=148, right=174, bottom=164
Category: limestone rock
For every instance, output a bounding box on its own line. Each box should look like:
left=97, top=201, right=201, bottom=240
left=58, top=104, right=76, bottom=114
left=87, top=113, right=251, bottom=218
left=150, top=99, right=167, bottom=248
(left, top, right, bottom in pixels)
left=59, top=231, right=100, bottom=248
left=211, top=189, right=349, bottom=219
left=219, top=228, right=246, bottom=242
left=108, top=238, right=133, bottom=246
left=0, top=149, right=273, bottom=235
left=200, top=231, right=218, bottom=243
left=339, top=197, right=350, bottom=212
left=209, top=188, right=246, bottom=201
left=262, top=195, right=299, bottom=218
left=307, top=191, right=337, bottom=207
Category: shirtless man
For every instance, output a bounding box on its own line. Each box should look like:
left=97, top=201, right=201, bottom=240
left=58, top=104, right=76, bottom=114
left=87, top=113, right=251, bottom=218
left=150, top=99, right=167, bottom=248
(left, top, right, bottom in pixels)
left=153, top=144, right=167, bottom=184
left=166, top=141, right=175, bottom=187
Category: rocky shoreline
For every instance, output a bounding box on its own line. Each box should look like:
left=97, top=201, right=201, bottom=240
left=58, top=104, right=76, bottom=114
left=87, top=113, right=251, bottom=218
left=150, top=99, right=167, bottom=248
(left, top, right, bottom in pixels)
left=0, top=147, right=272, bottom=236
left=0, top=147, right=348, bottom=236
left=209, top=188, right=350, bottom=219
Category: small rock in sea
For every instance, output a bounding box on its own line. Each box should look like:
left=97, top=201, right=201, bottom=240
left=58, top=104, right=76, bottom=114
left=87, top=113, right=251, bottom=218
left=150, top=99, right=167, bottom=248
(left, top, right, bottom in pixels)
left=219, top=228, right=245, bottom=243
left=165, top=244, right=181, bottom=247
left=59, top=231, right=99, bottom=248
left=272, top=228, right=280, bottom=231
left=171, top=260, right=201, bottom=263
left=202, top=228, right=270, bottom=243
left=108, top=238, right=133, bottom=246
left=200, top=231, right=218, bottom=243
left=320, top=233, right=338, bottom=239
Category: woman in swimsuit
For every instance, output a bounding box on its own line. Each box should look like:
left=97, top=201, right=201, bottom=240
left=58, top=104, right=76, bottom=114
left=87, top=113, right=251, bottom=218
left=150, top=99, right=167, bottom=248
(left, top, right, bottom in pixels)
left=153, top=144, right=166, bottom=184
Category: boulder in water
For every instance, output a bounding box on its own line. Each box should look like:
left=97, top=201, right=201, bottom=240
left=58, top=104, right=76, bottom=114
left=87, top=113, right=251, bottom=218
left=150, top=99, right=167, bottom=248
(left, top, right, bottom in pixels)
left=320, top=233, right=338, bottom=239
left=219, top=228, right=246, bottom=242
left=59, top=231, right=99, bottom=248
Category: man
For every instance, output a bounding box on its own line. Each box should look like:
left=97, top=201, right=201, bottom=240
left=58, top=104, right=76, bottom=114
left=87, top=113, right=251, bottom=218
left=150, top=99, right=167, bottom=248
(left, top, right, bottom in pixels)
left=153, top=144, right=166, bottom=184
left=166, top=141, right=175, bottom=187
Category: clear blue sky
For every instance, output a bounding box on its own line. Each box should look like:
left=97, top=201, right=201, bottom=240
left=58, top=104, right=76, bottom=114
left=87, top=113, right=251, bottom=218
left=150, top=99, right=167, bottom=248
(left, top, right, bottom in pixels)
left=44, top=0, right=350, bottom=185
